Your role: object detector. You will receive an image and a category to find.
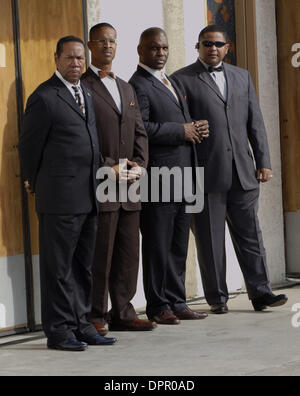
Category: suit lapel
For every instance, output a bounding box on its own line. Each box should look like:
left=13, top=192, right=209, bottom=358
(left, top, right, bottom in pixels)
left=150, top=76, right=183, bottom=109
left=196, top=60, right=226, bottom=103
left=223, top=64, right=234, bottom=105
left=137, top=67, right=182, bottom=109
left=81, top=84, right=93, bottom=122
left=51, top=75, right=86, bottom=120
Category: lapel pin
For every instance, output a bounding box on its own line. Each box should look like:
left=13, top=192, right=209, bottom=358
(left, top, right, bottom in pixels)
left=130, top=101, right=135, bottom=107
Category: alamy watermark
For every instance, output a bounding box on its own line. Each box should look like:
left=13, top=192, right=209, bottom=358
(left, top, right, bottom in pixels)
left=291, top=303, right=300, bottom=328
left=291, top=43, right=300, bottom=68
left=96, top=161, right=204, bottom=214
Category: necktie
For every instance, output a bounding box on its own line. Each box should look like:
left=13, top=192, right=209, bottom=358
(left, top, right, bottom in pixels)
left=98, top=70, right=116, bottom=79
left=161, top=72, right=172, bottom=88
left=208, top=65, right=223, bottom=73
left=72, top=85, right=85, bottom=115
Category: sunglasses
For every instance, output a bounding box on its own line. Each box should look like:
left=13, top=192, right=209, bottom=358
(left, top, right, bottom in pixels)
left=201, top=41, right=227, bottom=48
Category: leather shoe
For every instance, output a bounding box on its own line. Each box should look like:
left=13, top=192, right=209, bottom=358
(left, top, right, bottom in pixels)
left=252, top=293, right=288, bottom=312
left=47, top=338, right=87, bottom=352
left=78, top=333, right=117, bottom=345
left=109, top=318, right=157, bottom=331
left=210, top=304, right=229, bottom=315
left=92, top=322, right=108, bottom=336
left=150, top=310, right=180, bottom=325
left=174, top=307, right=208, bottom=320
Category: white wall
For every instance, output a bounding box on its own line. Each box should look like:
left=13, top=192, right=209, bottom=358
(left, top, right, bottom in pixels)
left=0, top=255, right=27, bottom=330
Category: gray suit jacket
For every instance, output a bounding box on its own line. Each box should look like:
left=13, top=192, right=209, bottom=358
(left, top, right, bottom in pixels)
left=172, top=60, right=271, bottom=193
left=129, top=66, right=197, bottom=202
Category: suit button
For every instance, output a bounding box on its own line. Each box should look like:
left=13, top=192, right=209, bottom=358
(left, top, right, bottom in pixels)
left=227, top=148, right=232, bottom=152
left=121, top=140, right=125, bottom=145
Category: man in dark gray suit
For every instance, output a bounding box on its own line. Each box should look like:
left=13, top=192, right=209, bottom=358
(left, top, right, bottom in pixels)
left=129, top=28, right=209, bottom=324
left=172, top=25, right=287, bottom=314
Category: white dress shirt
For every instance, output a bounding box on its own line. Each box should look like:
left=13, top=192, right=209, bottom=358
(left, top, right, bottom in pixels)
left=90, top=64, right=122, bottom=114
left=55, top=70, right=85, bottom=106
left=199, top=58, right=227, bottom=100
left=139, top=62, right=179, bottom=102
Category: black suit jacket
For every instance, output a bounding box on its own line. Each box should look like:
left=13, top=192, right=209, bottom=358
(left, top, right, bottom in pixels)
left=19, top=74, right=100, bottom=214
left=129, top=66, right=197, bottom=202
left=172, top=60, right=271, bottom=193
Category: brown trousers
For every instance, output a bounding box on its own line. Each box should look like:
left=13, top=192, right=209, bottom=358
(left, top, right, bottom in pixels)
left=89, top=209, right=140, bottom=324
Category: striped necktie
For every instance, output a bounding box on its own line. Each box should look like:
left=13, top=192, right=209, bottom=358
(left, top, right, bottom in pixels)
left=72, top=85, right=85, bottom=115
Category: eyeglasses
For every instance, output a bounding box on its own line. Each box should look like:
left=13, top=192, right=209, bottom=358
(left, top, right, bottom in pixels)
left=202, top=41, right=227, bottom=48
left=91, top=39, right=117, bottom=45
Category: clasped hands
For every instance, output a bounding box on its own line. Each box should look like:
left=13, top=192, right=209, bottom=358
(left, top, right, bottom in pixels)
left=184, top=120, right=210, bottom=144
left=112, top=159, right=142, bottom=183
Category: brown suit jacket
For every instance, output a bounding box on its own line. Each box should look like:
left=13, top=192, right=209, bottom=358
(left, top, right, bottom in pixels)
left=81, top=68, right=148, bottom=212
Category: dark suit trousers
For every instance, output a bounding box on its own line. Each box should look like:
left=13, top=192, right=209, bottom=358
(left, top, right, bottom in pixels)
left=141, top=202, right=191, bottom=318
left=192, top=164, right=272, bottom=305
left=38, top=213, right=98, bottom=343
left=89, top=209, right=140, bottom=324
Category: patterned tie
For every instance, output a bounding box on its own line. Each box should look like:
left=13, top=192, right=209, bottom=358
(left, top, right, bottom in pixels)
left=72, top=85, right=85, bottom=115
left=98, top=70, right=116, bottom=79
left=161, top=71, right=172, bottom=88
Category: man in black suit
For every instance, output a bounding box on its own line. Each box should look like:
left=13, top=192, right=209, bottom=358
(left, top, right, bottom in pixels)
left=129, top=28, right=209, bottom=324
left=19, top=36, right=116, bottom=351
left=172, top=25, right=288, bottom=314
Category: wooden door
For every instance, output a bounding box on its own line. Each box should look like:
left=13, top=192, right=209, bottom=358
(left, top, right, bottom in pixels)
left=0, top=0, right=86, bottom=335
left=0, top=0, right=28, bottom=334
left=18, top=0, right=85, bottom=255
left=276, top=0, right=300, bottom=275
left=276, top=0, right=300, bottom=212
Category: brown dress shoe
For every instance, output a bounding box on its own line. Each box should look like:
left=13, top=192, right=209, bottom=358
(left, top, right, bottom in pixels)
left=174, top=307, right=208, bottom=320
left=108, top=318, right=157, bottom=331
left=92, top=323, right=108, bottom=336
left=150, top=310, right=180, bottom=325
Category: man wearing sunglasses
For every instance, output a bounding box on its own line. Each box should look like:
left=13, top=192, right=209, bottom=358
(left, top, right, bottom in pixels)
left=172, top=25, right=288, bottom=314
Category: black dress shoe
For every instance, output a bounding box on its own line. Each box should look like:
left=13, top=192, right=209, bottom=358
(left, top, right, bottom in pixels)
left=78, top=333, right=117, bottom=345
left=47, top=338, right=87, bottom=352
left=252, top=293, right=288, bottom=312
left=210, top=304, right=229, bottom=315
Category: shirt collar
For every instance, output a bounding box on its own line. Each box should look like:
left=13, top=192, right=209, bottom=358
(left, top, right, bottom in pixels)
left=139, top=62, right=167, bottom=80
left=198, top=58, right=223, bottom=71
left=55, top=70, right=82, bottom=89
left=90, top=64, right=116, bottom=80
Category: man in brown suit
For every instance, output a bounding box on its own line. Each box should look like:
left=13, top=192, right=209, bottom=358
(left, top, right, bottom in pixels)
left=81, top=23, right=156, bottom=334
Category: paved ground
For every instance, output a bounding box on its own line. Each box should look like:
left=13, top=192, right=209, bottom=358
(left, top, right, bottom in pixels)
left=0, top=285, right=300, bottom=377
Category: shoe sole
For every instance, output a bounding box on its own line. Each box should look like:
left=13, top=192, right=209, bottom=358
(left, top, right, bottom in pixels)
left=108, top=326, right=155, bottom=331
left=47, top=345, right=87, bottom=352
left=254, top=297, right=288, bottom=311
left=210, top=310, right=229, bottom=315
left=269, top=297, right=288, bottom=308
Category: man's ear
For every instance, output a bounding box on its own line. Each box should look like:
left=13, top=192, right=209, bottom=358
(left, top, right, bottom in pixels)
left=87, top=41, right=92, bottom=51
left=137, top=44, right=143, bottom=57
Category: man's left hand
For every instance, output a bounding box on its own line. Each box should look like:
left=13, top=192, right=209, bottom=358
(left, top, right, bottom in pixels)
left=256, top=168, right=273, bottom=183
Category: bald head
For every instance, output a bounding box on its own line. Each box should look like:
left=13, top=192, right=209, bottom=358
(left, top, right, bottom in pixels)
left=139, top=27, right=166, bottom=45
left=138, top=27, right=169, bottom=70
